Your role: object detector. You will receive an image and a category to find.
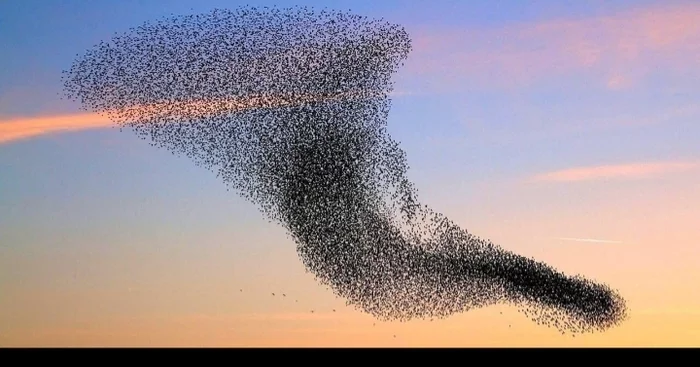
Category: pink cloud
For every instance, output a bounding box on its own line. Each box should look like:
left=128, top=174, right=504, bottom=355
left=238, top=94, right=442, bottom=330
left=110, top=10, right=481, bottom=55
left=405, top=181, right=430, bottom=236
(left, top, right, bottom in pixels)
left=0, top=90, right=405, bottom=145
left=404, top=3, right=700, bottom=89
left=528, top=161, right=698, bottom=183
left=0, top=112, right=114, bottom=144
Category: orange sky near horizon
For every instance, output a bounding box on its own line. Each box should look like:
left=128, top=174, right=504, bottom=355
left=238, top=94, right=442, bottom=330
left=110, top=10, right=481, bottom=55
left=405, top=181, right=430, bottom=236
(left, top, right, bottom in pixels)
left=2, top=159, right=699, bottom=347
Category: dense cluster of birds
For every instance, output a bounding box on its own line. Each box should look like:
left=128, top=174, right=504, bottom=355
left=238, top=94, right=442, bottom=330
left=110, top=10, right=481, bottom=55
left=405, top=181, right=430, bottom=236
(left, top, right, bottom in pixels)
left=61, top=6, right=627, bottom=334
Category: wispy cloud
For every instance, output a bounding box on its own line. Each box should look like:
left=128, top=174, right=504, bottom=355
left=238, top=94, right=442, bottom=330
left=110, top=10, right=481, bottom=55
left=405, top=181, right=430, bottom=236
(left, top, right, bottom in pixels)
left=555, top=237, right=623, bottom=244
left=0, top=90, right=406, bottom=145
left=528, top=161, right=698, bottom=183
left=405, top=3, right=700, bottom=89
left=0, top=112, right=114, bottom=145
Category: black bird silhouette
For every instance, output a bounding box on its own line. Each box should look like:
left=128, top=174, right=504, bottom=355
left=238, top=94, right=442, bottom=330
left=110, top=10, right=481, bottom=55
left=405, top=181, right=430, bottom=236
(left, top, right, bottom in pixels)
left=61, top=5, right=627, bottom=335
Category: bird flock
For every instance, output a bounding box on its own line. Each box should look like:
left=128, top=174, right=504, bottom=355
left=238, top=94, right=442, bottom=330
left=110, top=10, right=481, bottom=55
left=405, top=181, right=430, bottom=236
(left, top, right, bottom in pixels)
left=61, top=6, right=628, bottom=335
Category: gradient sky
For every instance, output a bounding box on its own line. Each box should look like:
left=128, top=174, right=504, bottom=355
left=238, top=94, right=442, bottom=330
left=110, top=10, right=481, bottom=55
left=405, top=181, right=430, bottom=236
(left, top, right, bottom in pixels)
left=1, top=0, right=699, bottom=347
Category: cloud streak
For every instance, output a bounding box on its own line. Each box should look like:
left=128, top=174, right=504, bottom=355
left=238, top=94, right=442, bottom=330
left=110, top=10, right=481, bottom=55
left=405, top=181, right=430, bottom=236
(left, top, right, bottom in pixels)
left=0, top=90, right=404, bottom=145
left=0, top=112, right=113, bottom=145
left=528, top=161, right=698, bottom=183
left=405, top=3, right=700, bottom=89
left=555, top=237, right=623, bottom=244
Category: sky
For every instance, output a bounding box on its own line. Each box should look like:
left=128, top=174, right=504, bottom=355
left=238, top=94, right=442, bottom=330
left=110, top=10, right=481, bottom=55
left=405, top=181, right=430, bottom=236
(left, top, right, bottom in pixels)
left=1, top=0, right=699, bottom=347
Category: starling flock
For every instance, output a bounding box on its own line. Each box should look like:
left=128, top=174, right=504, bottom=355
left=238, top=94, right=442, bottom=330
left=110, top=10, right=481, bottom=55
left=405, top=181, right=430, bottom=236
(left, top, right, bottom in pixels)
left=61, top=6, right=627, bottom=335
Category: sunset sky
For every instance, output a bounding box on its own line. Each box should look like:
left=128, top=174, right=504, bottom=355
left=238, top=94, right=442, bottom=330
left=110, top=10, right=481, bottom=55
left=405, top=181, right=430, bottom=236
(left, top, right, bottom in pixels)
left=1, top=0, right=699, bottom=346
